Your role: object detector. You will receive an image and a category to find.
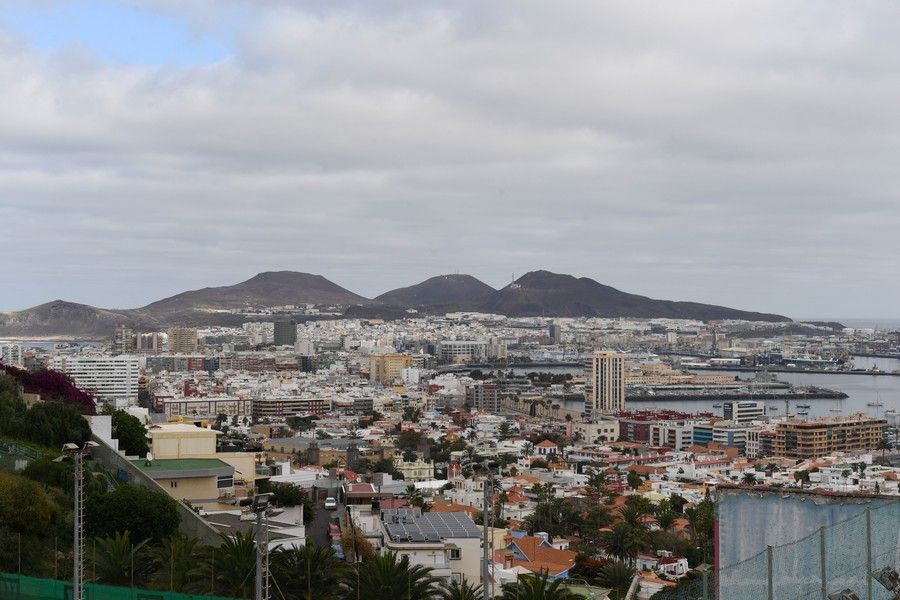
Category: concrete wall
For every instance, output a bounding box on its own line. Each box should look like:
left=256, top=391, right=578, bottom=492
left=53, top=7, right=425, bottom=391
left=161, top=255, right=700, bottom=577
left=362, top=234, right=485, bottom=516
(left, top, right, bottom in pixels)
left=89, top=434, right=223, bottom=545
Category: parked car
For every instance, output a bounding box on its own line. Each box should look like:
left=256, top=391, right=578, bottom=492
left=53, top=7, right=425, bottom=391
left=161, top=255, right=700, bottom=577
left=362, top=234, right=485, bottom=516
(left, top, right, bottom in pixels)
left=324, top=497, right=338, bottom=510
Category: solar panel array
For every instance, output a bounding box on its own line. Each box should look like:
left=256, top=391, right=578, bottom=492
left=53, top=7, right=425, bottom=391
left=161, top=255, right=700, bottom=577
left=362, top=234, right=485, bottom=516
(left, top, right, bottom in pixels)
left=382, top=509, right=481, bottom=542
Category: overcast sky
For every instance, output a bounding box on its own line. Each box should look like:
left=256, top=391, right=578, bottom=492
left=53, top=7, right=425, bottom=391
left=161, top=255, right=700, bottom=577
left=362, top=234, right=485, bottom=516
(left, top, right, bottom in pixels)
left=1, top=1, right=898, bottom=318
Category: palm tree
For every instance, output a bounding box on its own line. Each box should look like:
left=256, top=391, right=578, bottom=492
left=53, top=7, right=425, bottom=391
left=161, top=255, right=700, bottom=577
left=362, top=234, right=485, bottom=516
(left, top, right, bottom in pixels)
left=270, top=543, right=346, bottom=600
left=190, top=531, right=256, bottom=597
left=599, top=561, right=636, bottom=600
left=89, top=531, right=151, bottom=587
left=499, top=570, right=579, bottom=600
left=601, top=523, right=646, bottom=564
left=148, top=534, right=201, bottom=592
left=406, top=484, right=426, bottom=510
left=742, top=472, right=757, bottom=486
left=344, top=551, right=440, bottom=600
left=439, top=578, right=483, bottom=600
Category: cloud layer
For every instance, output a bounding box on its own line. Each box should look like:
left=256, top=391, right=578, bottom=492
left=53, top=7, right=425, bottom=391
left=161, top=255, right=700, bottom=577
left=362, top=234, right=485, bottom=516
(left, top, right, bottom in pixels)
left=1, top=0, right=898, bottom=317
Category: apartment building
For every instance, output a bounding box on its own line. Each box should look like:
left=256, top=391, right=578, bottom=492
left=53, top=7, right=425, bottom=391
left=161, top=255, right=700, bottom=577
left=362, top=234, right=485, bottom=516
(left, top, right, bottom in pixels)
left=380, top=509, right=482, bottom=585
left=773, top=415, right=887, bottom=459
left=167, top=327, right=199, bottom=353
left=465, top=381, right=500, bottom=412
left=369, top=353, right=412, bottom=383
left=273, top=319, right=297, bottom=347
left=0, top=343, right=24, bottom=366
left=252, top=396, right=332, bottom=418
left=712, top=420, right=750, bottom=453
left=571, top=417, right=620, bottom=444
left=584, top=351, right=625, bottom=416
left=51, top=355, right=140, bottom=404
left=436, top=341, right=488, bottom=364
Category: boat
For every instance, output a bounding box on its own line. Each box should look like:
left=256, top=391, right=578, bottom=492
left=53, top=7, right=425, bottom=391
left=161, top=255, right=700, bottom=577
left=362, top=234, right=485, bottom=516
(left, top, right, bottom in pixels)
left=867, top=402, right=884, bottom=407
left=797, top=403, right=811, bottom=409
left=798, top=411, right=809, bottom=416
left=830, top=407, right=842, bottom=412
left=712, top=403, right=722, bottom=409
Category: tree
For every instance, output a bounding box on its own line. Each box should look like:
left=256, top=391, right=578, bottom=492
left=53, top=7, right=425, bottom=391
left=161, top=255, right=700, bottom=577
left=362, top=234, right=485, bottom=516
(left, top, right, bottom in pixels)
left=102, top=406, right=149, bottom=457
left=626, top=470, right=643, bottom=491
left=599, top=561, right=636, bottom=600
left=344, top=551, right=440, bottom=600
left=257, top=481, right=315, bottom=524
left=21, top=400, right=91, bottom=449
left=0, top=471, right=62, bottom=537
left=498, top=421, right=513, bottom=440
left=793, top=470, right=810, bottom=487
left=601, top=522, right=646, bottom=564
left=741, top=472, right=757, bottom=486
left=406, top=484, right=427, bottom=510
left=191, top=531, right=256, bottom=597
left=149, top=535, right=201, bottom=592
left=86, top=483, right=180, bottom=542
left=499, top=571, right=580, bottom=600
left=90, top=531, right=152, bottom=587
left=440, top=578, right=483, bottom=600
left=271, top=543, right=347, bottom=600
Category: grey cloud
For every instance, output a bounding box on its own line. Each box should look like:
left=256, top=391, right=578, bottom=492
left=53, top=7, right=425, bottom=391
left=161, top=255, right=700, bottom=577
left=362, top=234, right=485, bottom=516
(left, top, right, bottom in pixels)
left=0, top=1, right=898, bottom=317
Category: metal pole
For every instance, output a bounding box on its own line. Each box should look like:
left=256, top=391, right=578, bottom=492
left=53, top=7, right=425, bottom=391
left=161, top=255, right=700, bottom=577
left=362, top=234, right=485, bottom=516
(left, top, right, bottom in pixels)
left=255, top=510, right=264, bottom=600
left=865, top=508, right=872, bottom=600
left=73, top=452, right=83, bottom=600
left=766, top=545, right=774, bottom=600
left=482, top=460, right=490, bottom=600
left=819, top=526, right=826, bottom=600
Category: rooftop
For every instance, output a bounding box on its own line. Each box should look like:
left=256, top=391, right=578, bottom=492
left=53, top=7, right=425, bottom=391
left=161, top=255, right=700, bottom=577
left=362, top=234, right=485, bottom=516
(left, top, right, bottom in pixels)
left=131, top=458, right=233, bottom=478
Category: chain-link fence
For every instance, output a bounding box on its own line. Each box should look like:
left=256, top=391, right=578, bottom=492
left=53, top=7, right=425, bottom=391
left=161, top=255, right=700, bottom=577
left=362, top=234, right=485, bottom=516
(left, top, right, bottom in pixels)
left=652, top=500, right=899, bottom=600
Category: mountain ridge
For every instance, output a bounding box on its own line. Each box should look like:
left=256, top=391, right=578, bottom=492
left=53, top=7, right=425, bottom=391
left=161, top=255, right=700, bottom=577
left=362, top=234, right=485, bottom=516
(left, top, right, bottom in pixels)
left=0, top=269, right=791, bottom=337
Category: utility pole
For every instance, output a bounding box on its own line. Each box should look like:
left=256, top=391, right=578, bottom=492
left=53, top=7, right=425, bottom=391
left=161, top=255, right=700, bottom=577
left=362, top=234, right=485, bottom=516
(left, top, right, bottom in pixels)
left=57, top=441, right=98, bottom=600
left=252, top=493, right=273, bottom=600
left=482, top=459, right=490, bottom=600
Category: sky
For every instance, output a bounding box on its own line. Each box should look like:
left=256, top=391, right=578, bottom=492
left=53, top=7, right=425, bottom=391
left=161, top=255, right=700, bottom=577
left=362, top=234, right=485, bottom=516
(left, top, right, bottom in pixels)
left=1, top=0, right=899, bottom=319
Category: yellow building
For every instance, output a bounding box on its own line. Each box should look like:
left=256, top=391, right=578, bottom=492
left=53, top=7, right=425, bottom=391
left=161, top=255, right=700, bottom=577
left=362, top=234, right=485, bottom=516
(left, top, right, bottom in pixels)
left=369, top=353, right=412, bottom=383
left=132, top=457, right=234, bottom=503
left=148, top=422, right=258, bottom=490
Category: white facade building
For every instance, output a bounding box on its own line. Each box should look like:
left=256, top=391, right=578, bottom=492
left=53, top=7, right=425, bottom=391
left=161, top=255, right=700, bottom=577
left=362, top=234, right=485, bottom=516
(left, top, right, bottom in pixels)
left=51, top=355, right=140, bottom=403
left=585, top=350, right=625, bottom=416
left=0, top=344, right=24, bottom=366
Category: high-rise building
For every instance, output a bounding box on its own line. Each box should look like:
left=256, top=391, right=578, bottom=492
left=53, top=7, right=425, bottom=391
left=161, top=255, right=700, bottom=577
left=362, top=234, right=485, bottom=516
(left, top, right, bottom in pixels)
left=773, top=415, right=887, bottom=459
left=273, top=319, right=297, bottom=347
left=112, top=325, right=134, bottom=355
left=584, top=350, right=625, bottom=416
left=51, top=355, right=140, bottom=404
left=135, top=332, right=165, bottom=353
left=167, top=327, right=199, bottom=353
left=548, top=323, right=561, bottom=344
left=0, top=343, right=24, bottom=366
left=436, top=340, right=488, bottom=364
left=369, top=353, right=412, bottom=383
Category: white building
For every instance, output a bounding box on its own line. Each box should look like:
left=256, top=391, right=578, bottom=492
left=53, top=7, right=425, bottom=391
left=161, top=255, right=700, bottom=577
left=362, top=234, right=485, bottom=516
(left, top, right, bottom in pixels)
left=723, top=401, right=766, bottom=424
left=0, top=343, right=24, bottom=366
left=437, top=341, right=488, bottom=364
left=51, top=355, right=140, bottom=404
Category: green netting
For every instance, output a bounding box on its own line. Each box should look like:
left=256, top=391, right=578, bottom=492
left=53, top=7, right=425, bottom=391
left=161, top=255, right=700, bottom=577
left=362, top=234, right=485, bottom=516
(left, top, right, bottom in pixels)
left=0, top=574, right=242, bottom=600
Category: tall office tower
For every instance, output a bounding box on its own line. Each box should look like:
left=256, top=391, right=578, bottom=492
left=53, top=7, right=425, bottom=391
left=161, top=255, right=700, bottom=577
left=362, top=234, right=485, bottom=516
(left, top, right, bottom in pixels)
left=548, top=323, right=561, bottom=344
left=167, top=327, right=199, bottom=353
left=584, top=350, right=625, bottom=417
left=273, top=319, right=297, bottom=347
left=112, top=325, right=134, bottom=355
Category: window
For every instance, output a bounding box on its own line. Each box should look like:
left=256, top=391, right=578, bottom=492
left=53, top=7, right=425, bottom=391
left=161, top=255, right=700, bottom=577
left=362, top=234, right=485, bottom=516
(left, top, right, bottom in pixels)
left=449, top=548, right=461, bottom=560
left=169, top=481, right=178, bottom=488
left=451, top=573, right=462, bottom=583
left=217, top=476, right=234, bottom=489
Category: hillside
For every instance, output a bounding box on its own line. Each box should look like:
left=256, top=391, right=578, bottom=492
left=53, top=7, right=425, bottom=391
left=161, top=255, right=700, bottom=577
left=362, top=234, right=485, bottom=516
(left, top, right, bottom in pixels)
left=375, top=274, right=495, bottom=308
left=478, top=271, right=791, bottom=322
left=0, top=300, right=154, bottom=338
left=141, top=271, right=369, bottom=315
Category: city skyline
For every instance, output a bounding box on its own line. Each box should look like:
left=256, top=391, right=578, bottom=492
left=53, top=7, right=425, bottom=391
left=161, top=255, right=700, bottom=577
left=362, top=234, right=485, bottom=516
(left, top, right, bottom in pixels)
left=2, top=1, right=900, bottom=316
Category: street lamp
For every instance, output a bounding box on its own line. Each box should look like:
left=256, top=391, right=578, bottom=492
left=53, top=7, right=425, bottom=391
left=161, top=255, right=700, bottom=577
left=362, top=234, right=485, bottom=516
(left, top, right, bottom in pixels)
left=55, top=441, right=98, bottom=600
left=459, top=457, right=498, bottom=600
left=251, top=493, right=274, bottom=600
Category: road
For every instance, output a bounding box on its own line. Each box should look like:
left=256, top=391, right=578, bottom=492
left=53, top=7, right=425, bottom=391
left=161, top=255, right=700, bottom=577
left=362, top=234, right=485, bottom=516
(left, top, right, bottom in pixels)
left=308, top=496, right=344, bottom=547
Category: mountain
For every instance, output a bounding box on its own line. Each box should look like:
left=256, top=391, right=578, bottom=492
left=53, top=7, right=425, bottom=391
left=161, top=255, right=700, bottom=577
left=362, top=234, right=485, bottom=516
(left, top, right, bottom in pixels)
left=141, top=271, right=369, bottom=316
left=375, top=274, right=495, bottom=308
left=478, top=270, right=791, bottom=321
left=0, top=300, right=152, bottom=338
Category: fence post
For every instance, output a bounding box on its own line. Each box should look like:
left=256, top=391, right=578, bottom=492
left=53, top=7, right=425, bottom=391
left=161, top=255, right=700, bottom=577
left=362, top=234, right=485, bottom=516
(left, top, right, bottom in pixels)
left=865, top=508, right=873, bottom=600
left=819, top=526, right=827, bottom=600
left=767, top=545, right=774, bottom=600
